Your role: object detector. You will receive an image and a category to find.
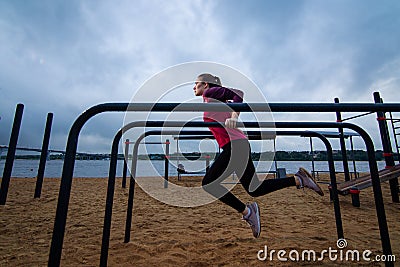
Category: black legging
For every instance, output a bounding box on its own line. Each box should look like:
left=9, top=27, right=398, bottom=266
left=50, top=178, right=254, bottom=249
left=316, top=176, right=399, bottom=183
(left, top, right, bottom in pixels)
left=202, top=139, right=296, bottom=213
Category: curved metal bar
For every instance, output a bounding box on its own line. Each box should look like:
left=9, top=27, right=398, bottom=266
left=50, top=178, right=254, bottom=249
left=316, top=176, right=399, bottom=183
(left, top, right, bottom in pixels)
left=100, top=126, right=341, bottom=266
left=50, top=101, right=400, bottom=267
left=121, top=130, right=342, bottom=244
left=100, top=120, right=379, bottom=266
left=275, top=121, right=392, bottom=262
left=100, top=121, right=390, bottom=267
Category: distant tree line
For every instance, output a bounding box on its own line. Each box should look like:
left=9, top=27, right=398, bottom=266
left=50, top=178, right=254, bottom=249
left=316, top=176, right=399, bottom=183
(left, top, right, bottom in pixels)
left=139, top=150, right=386, bottom=161
left=269, top=150, right=385, bottom=161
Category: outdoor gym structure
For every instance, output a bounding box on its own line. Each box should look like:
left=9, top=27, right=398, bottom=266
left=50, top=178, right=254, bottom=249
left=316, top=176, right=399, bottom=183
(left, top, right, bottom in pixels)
left=103, top=121, right=397, bottom=266
left=87, top=123, right=345, bottom=266
left=124, top=129, right=367, bottom=207
left=1, top=98, right=398, bottom=266
left=42, top=98, right=400, bottom=267
left=120, top=129, right=340, bottom=244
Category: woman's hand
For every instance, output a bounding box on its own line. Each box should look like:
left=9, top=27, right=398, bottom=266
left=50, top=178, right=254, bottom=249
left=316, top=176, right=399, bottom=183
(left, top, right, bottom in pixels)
left=225, top=117, right=238, bottom=128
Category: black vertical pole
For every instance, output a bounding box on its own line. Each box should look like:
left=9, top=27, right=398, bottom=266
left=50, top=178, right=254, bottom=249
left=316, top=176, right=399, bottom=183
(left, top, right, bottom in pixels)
left=349, top=137, right=358, bottom=178
left=124, top=137, right=140, bottom=243
left=34, top=113, right=53, bottom=198
left=335, top=98, right=351, bottom=181
left=388, top=112, right=400, bottom=164
left=362, top=129, right=393, bottom=267
left=122, top=139, right=129, bottom=188
left=320, top=134, right=344, bottom=240
left=373, top=92, right=399, bottom=203
left=309, top=137, right=316, bottom=178
left=205, top=154, right=210, bottom=172
left=273, top=139, right=278, bottom=172
left=100, top=131, right=121, bottom=267
left=0, top=103, right=24, bottom=205
left=164, top=139, right=170, bottom=189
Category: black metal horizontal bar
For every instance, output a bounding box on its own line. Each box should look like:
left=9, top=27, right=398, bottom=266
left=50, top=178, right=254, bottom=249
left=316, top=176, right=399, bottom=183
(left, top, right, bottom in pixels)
left=84, top=102, right=400, bottom=114
left=172, top=130, right=360, bottom=140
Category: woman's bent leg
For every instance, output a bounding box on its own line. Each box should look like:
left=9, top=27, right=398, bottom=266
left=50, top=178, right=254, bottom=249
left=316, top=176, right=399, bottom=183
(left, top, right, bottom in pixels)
left=238, top=142, right=297, bottom=197
left=202, top=145, right=247, bottom=213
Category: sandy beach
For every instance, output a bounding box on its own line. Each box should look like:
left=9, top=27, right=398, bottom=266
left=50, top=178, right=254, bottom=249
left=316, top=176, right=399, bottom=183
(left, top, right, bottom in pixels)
left=0, top=174, right=399, bottom=266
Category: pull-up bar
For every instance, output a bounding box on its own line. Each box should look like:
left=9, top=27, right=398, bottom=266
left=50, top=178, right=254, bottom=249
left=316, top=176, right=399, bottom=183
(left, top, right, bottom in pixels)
left=49, top=101, right=400, bottom=267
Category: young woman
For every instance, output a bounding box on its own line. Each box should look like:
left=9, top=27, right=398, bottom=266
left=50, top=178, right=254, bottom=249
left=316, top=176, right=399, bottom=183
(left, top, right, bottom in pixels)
left=194, top=73, right=324, bottom=238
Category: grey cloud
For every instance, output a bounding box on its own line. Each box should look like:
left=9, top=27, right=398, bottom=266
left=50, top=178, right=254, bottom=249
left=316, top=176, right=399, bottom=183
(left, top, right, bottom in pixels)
left=1, top=0, right=400, bottom=154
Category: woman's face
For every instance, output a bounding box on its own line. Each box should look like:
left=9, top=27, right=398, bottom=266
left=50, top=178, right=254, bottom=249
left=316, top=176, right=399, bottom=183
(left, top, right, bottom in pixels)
left=193, top=80, right=207, bottom=96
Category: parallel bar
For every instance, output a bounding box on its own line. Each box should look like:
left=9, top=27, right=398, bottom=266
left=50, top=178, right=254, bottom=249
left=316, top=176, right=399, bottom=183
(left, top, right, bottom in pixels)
left=0, top=104, right=24, bottom=205
left=275, top=122, right=392, bottom=266
left=54, top=102, right=400, bottom=114
left=130, top=102, right=400, bottom=112
left=118, top=128, right=273, bottom=252
left=100, top=124, right=364, bottom=266
left=122, top=129, right=343, bottom=245
left=49, top=101, right=399, bottom=267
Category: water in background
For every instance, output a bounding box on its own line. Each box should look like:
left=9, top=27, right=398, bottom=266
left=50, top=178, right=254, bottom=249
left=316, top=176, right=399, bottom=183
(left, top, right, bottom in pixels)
left=0, top=159, right=387, bottom=178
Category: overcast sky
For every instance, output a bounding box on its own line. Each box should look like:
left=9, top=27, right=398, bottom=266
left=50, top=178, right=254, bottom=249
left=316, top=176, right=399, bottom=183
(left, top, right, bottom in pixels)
left=1, top=0, right=400, bottom=155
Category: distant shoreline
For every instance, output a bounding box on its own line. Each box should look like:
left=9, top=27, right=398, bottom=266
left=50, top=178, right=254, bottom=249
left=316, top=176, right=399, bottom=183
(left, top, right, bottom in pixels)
left=3, top=149, right=387, bottom=161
